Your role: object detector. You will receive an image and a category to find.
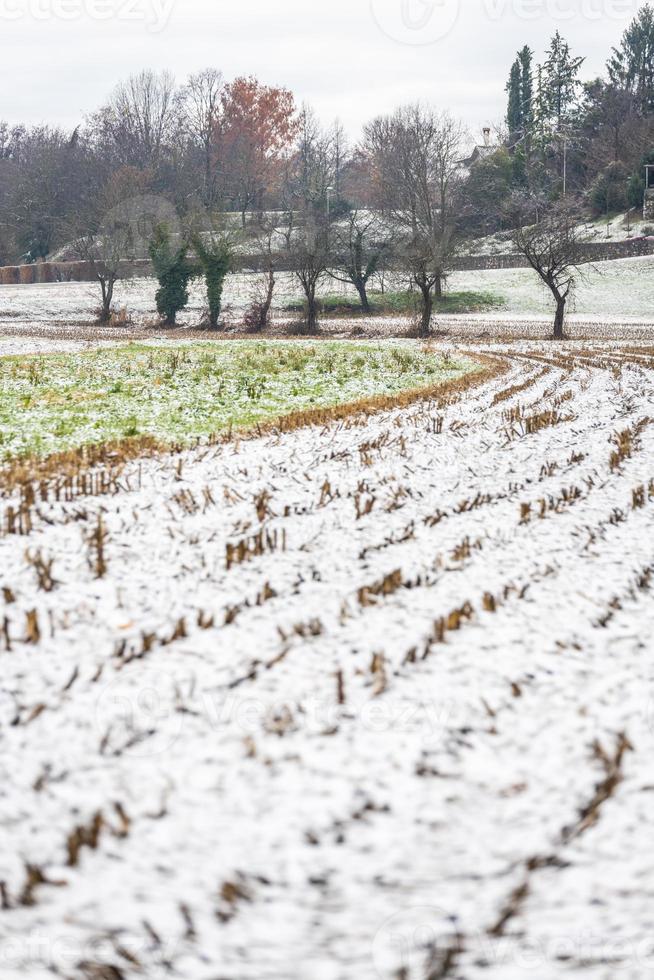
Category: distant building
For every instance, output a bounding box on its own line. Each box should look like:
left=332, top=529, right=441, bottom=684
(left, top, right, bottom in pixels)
left=459, top=127, right=499, bottom=178
left=462, top=128, right=498, bottom=168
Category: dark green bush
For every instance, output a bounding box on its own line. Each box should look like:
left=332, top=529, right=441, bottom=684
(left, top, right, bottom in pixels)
left=149, top=224, right=195, bottom=327
left=193, top=234, right=232, bottom=330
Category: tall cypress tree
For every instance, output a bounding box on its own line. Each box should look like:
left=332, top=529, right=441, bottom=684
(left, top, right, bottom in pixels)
left=518, top=46, right=534, bottom=130
left=506, top=58, right=523, bottom=139
left=608, top=3, right=654, bottom=115
left=506, top=47, right=534, bottom=141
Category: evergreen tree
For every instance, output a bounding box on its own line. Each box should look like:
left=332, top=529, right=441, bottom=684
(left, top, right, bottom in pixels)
left=518, top=46, right=534, bottom=129
left=542, top=32, right=585, bottom=133
left=506, top=58, right=523, bottom=138
left=533, top=65, right=549, bottom=149
left=518, top=46, right=534, bottom=176
left=506, top=46, right=534, bottom=143
left=608, top=3, right=654, bottom=115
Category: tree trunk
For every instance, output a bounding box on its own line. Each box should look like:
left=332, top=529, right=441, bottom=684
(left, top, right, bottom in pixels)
left=98, top=277, right=114, bottom=324
left=434, top=275, right=443, bottom=300
left=204, top=150, right=213, bottom=209
left=553, top=295, right=566, bottom=339
left=355, top=279, right=371, bottom=314
left=306, top=292, right=318, bottom=334
left=261, top=267, right=275, bottom=325
left=419, top=285, right=433, bottom=337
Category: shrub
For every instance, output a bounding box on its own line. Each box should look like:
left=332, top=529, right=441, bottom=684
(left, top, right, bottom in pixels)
left=243, top=300, right=269, bottom=332
left=193, top=234, right=231, bottom=330
left=108, top=307, right=132, bottom=328
left=148, top=224, right=195, bottom=327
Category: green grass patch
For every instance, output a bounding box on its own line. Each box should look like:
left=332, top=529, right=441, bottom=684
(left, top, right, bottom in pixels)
left=0, top=340, right=474, bottom=459
left=284, top=290, right=504, bottom=316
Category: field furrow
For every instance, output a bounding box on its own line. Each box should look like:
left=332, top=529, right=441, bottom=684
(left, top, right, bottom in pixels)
left=1, top=340, right=653, bottom=980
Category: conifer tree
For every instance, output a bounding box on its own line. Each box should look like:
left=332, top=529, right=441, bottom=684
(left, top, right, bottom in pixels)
left=518, top=46, right=534, bottom=131
left=506, top=59, right=523, bottom=139
left=542, top=32, right=585, bottom=133
left=608, top=3, right=654, bottom=115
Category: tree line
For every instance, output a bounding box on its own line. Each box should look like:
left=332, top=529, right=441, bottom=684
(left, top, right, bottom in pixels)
left=1, top=5, right=653, bottom=337
left=482, top=3, right=654, bottom=232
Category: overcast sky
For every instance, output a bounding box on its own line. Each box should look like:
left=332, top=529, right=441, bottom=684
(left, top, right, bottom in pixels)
left=1, top=0, right=649, bottom=140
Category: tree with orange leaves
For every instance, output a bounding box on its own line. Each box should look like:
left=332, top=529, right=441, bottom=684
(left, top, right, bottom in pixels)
left=217, top=76, right=298, bottom=227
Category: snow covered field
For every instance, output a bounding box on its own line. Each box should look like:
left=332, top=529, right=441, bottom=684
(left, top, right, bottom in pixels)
left=450, top=255, right=654, bottom=319
left=1, top=255, right=654, bottom=339
left=1, top=340, right=654, bottom=979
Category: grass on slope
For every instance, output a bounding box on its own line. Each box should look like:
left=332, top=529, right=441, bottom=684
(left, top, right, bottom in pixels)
left=0, top=340, right=474, bottom=459
left=284, top=290, right=504, bottom=316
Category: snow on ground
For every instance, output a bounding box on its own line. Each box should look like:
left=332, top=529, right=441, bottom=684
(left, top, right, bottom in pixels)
left=450, top=255, right=654, bottom=319
left=585, top=210, right=654, bottom=242
left=0, top=274, right=295, bottom=332
left=462, top=211, right=654, bottom=256
left=0, top=336, right=97, bottom=356
left=1, top=340, right=654, bottom=979
left=1, top=256, right=654, bottom=341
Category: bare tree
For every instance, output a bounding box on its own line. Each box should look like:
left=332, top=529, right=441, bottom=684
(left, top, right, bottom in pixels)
left=511, top=198, right=589, bottom=338
left=290, top=215, right=329, bottom=334
left=328, top=210, right=388, bottom=313
left=280, top=109, right=341, bottom=333
left=73, top=229, right=123, bottom=323
left=244, top=215, right=279, bottom=332
left=178, top=68, right=224, bottom=209
left=70, top=173, right=166, bottom=323
left=92, top=70, right=178, bottom=171
left=6, top=125, right=93, bottom=263
left=293, top=106, right=338, bottom=212
left=364, top=104, right=466, bottom=335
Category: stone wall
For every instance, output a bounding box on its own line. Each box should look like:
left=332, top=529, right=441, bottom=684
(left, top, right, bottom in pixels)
left=0, top=254, right=296, bottom=285
left=1, top=236, right=653, bottom=284
left=452, top=235, right=654, bottom=271
left=0, top=258, right=153, bottom=285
